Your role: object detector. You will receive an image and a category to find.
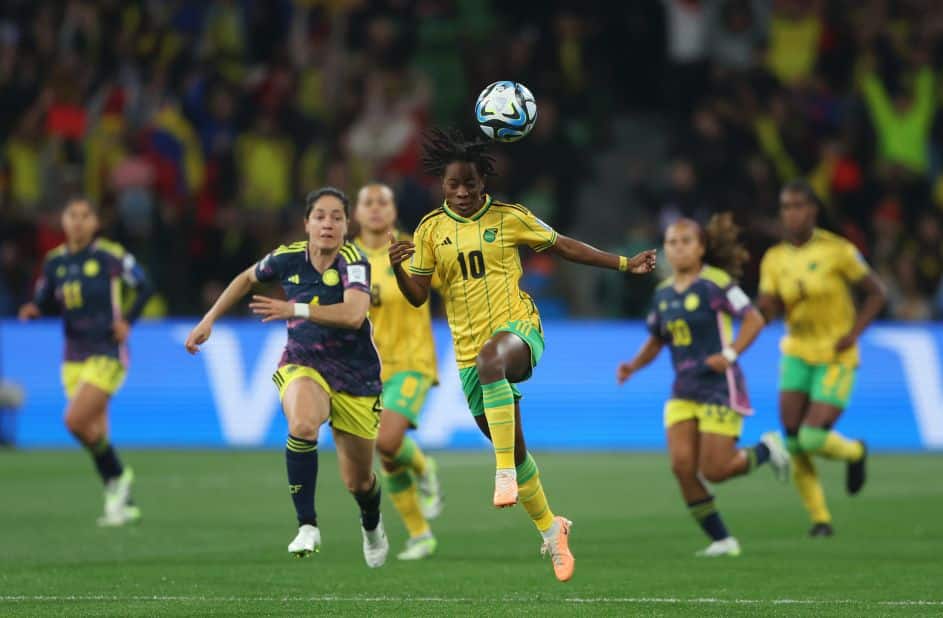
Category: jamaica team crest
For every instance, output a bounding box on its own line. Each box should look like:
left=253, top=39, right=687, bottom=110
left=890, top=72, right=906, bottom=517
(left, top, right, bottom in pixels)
left=483, top=228, right=498, bottom=242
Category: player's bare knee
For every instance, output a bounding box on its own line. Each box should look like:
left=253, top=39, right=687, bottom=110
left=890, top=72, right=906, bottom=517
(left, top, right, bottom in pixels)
left=475, top=348, right=505, bottom=384
left=376, top=431, right=402, bottom=459
left=287, top=418, right=319, bottom=440
left=700, top=464, right=729, bottom=484
left=347, top=475, right=375, bottom=494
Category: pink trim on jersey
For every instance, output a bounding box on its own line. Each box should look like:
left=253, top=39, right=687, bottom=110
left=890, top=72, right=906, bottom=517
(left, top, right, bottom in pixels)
left=717, top=312, right=752, bottom=416
left=111, top=275, right=129, bottom=366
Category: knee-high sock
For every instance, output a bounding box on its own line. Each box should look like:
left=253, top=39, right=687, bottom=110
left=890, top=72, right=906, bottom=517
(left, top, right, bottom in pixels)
left=285, top=435, right=319, bottom=526
left=516, top=452, right=555, bottom=532
left=687, top=496, right=730, bottom=541
left=391, top=436, right=427, bottom=477
left=88, top=437, right=124, bottom=483
left=353, top=476, right=382, bottom=531
left=481, top=380, right=516, bottom=470
left=381, top=466, right=429, bottom=538
left=799, top=425, right=864, bottom=462
left=791, top=452, right=831, bottom=524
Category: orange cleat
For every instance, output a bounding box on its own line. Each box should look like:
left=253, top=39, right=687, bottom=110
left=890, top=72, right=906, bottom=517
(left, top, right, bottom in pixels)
left=493, top=468, right=518, bottom=508
left=541, top=516, right=575, bottom=582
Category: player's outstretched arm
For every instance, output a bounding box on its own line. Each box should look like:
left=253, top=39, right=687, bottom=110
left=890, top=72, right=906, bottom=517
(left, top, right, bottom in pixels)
left=836, top=272, right=887, bottom=352
left=617, top=335, right=664, bottom=385
left=249, top=288, right=371, bottom=329
left=17, top=302, right=41, bottom=321
left=547, top=234, right=657, bottom=274
left=185, top=265, right=258, bottom=354
left=389, top=233, right=432, bottom=307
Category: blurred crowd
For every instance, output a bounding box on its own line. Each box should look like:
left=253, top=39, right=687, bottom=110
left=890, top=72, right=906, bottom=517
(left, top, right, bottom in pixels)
left=2, top=0, right=943, bottom=321
left=641, top=0, right=943, bottom=321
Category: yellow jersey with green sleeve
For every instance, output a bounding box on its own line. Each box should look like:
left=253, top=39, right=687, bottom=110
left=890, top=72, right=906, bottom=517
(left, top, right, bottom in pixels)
left=408, top=195, right=557, bottom=368
left=355, top=233, right=438, bottom=383
left=759, top=228, right=869, bottom=366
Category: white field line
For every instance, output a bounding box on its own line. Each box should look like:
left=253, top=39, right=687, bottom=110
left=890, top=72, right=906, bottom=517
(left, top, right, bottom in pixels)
left=0, top=596, right=941, bottom=606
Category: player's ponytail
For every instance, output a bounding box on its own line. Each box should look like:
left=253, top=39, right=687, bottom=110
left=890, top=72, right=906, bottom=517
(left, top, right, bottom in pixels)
left=703, top=212, right=750, bottom=280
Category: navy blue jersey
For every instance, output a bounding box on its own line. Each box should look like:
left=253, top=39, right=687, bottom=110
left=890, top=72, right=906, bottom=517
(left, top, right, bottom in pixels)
left=255, top=241, right=382, bottom=397
left=33, top=239, right=153, bottom=362
left=647, top=265, right=753, bottom=412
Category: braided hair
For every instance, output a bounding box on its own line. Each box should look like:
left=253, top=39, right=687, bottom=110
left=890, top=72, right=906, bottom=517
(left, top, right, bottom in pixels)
left=421, top=127, right=497, bottom=178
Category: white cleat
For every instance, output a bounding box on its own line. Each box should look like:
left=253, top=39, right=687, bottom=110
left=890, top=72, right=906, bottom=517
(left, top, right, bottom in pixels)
left=696, top=536, right=741, bottom=557
left=97, top=468, right=140, bottom=527
left=396, top=532, right=437, bottom=561
left=417, top=458, right=443, bottom=519
left=761, top=431, right=791, bottom=482
left=288, top=524, right=321, bottom=557
left=361, top=516, right=389, bottom=568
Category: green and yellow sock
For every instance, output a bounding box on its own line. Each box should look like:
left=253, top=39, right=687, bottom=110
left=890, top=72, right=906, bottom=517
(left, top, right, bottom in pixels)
left=517, top=452, right=555, bottom=532
left=791, top=452, right=831, bottom=524
left=798, top=426, right=864, bottom=462
left=481, top=380, right=516, bottom=470
left=382, top=466, right=429, bottom=538
left=391, top=436, right=427, bottom=477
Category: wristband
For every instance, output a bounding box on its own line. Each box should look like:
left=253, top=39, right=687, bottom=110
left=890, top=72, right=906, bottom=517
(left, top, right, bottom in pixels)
left=618, top=256, right=629, bottom=272
left=721, top=346, right=738, bottom=364
left=294, top=303, right=311, bottom=319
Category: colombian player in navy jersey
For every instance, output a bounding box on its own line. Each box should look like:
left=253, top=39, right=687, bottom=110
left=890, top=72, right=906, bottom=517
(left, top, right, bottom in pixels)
left=18, top=197, right=153, bottom=526
left=617, top=215, right=790, bottom=557
left=184, top=187, right=389, bottom=567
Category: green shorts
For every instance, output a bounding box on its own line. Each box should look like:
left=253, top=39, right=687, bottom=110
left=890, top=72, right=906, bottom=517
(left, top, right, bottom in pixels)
left=459, top=320, right=545, bottom=417
left=381, top=370, right=434, bottom=426
left=779, top=354, right=857, bottom=409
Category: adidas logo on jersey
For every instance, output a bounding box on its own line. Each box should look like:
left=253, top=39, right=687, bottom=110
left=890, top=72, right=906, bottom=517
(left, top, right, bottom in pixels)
left=440, top=237, right=453, bottom=246
left=288, top=274, right=300, bottom=284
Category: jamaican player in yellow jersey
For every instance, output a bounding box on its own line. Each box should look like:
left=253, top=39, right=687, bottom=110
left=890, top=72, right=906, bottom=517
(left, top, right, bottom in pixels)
left=617, top=215, right=790, bottom=557
left=757, top=180, right=887, bottom=537
left=389, top=128, right=657, bottom=582
left=353, top=183, right=443, bottom=561
left=18, top=197, right=153, bottom=527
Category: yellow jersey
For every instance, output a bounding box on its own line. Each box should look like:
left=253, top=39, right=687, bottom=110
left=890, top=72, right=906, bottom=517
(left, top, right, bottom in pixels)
left=356, top=234, right=438, bottom=383
left=759, top=228, right=870, bottom=366
left=408, top=195, right=557, bottom=368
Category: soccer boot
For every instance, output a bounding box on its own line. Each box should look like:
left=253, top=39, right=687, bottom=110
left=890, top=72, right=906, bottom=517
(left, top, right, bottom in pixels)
left=97, top=468, right=138, bottom=527
left=288, top=524, right=321, bottom=557
left=847, top=441, right=867, bottom=495
left=696, top=537, right=741, bottom=557
left=809, top=522, right=834, bottom=537
left=493, top=468, right=518, bottom=508
left=361, top=516, right=389, bottom=568
left=761, top=431, right=791, bottom=482
left=540, top=516, right=575, bottom=582
left=396, top=532, right=437, bottom=561
left=417, top=457, right=444, bottom=519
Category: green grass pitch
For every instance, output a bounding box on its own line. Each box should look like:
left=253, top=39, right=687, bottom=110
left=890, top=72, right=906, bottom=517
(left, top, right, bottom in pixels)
left=1, top=450, right=941, bottom=616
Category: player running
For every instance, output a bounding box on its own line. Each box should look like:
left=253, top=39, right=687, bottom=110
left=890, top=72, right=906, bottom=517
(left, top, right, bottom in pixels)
left=353, top=183, right=443, bottom=561
left=185, top=187, right=389, bottom=567
left=757, top=180, right=886, bottom=537
left=18, top=196, right=153, bottom=527
left=616, top=214, right=790, bottom=557
left=389, top=128, right=657, bottom=582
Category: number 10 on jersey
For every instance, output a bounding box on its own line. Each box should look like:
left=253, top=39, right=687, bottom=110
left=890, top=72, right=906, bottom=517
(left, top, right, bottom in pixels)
left=457, top=251, right=486, bottom=280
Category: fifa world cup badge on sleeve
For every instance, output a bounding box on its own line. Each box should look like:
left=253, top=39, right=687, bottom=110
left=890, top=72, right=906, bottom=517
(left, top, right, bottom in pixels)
left=348, top=265, right=367, bottom=285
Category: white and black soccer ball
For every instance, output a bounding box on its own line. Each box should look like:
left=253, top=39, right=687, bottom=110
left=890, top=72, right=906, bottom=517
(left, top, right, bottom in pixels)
left=475, top=81, right=537, bottom=143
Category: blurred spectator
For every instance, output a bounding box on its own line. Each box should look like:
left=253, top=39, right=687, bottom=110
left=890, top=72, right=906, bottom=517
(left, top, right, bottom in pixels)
left=1, top=1, right=942, bottom=321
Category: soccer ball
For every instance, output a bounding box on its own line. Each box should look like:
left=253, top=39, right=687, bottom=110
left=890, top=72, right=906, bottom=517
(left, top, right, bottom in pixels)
left=475, top=81, right=537, bottom=143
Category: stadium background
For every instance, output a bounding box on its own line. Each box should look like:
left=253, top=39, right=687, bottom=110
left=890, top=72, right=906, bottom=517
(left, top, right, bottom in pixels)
left=2, top=0, right=943, bottom=452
